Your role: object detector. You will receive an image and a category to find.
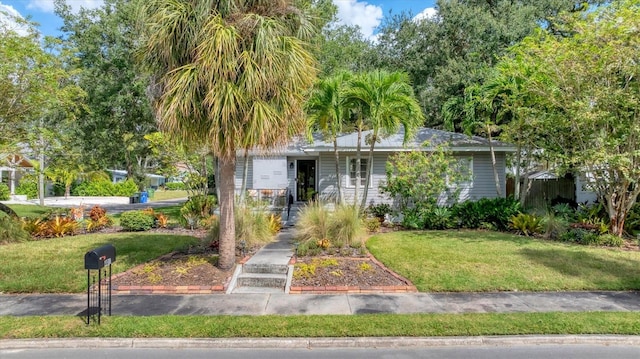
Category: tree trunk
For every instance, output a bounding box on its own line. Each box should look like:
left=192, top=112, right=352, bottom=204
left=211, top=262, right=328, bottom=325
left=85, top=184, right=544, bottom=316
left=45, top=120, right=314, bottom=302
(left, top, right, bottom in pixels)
left=514, top=144, right=521, bottom=201
left=354, top=122, right=363, bottom=207
left=360, top=129, right=377, bottom=212
left=38, top=145, right=45, bottom=206
left=240, top=148, right=249, bottom=203
left=333, top=138, right=343, bottom=205
left=487, top=129, right=502, bottom=197
left=217, top=156, right=236, bottom=270
left=65, top=184, right=71, bottom=198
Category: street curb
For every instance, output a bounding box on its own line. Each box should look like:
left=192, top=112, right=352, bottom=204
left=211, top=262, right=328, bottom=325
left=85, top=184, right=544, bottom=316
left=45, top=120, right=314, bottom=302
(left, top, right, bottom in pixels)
left=2, top=335, right=640, bottom=350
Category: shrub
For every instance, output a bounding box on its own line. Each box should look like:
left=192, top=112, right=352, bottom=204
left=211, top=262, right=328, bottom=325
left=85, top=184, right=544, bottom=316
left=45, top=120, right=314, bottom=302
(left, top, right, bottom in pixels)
left=509, top=213, right=542, bottom=236
left=15, top=174, right=38, bottom=199
left=114, top=179, right=139, bottom=197
left=1, top=215, right=31, bottom=243
left=330, top=205, right=364, bottom=247
left=207, top=206, right=274, bottom=247
left=451, top=197, right=521, bottom=231
left=165, top=182, right=186, bottom=190
left=120, top=210, right=155, bottom=231
left=267, top=213, right=282, bottom=235
left=541, top=211, right=570, bottom=240
left=401, top=208, right=425, bottom=230
left=424, top=206, right=454, bottom=230
left=40, top=216, right=79, bottom=238
left=21, top=217, right=46, bottom=237
left=367, top=203, right=392, bottom=222
left=364, top=217, right=381, bottom=233
left=295, top=201, right=331, bottom=243
left=598, top=234, right=624, bottom=247
left=85, top=205, right=113, bottom=232
left=0, top=183, right=10, bottom=201
left=179, top=195, right=217, bottom=228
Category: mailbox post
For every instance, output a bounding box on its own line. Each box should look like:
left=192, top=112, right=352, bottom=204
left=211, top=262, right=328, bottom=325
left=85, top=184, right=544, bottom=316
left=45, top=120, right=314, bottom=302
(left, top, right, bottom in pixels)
left=84, top=244, right=116, bottom=325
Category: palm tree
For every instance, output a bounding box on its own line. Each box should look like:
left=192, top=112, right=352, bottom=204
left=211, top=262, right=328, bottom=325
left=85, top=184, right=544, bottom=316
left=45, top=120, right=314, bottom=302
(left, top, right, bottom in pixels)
left=347, top=70, right=423, bottom=212
left=306, top=71, right=354, bottom=205
left=139, top=0, right=317, bottom=269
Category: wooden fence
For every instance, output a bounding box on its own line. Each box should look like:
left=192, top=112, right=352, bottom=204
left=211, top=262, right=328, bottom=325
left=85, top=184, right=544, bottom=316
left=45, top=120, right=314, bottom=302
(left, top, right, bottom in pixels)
left=507, top=177, right=576, bottom=209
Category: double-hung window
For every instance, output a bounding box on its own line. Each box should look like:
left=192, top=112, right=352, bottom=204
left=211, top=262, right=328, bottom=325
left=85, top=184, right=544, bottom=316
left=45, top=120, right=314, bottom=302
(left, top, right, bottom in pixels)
left=348, top=158, right=367, bottom=187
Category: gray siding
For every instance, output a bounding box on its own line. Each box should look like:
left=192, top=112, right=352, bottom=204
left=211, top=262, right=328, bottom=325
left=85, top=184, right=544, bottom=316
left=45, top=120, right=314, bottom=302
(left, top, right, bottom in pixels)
left=468, top=152, right=507, bottom=200
left=238, top=150, right=508, bottom=204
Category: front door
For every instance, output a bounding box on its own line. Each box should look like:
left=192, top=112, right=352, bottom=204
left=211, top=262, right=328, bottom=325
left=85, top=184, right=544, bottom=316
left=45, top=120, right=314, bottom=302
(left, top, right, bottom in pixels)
left=296, top=160, right=316, bottom=201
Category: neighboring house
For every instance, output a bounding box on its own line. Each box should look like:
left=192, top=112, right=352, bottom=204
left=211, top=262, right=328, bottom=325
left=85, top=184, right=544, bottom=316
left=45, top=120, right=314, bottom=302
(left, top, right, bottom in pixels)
left=108, top=170, right=166, bottom=189
left=0, top=154, right=34, bottom=195
left=235, top=127, right=515, bottom=206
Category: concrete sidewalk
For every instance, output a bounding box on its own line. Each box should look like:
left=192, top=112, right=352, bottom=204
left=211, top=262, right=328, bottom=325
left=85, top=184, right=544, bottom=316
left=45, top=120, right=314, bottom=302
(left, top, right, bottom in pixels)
left=2, top=291, right=640, bottom=317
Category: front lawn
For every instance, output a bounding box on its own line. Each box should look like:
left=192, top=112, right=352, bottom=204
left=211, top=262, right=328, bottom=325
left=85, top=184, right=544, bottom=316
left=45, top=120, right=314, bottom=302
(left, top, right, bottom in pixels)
left=150, top=189, right=189, bottom=202
left=6, top=204, right=53, bottom=218
left=367, top=230, right=640, bottom=292
left=0, top=232, right=201, bottom=293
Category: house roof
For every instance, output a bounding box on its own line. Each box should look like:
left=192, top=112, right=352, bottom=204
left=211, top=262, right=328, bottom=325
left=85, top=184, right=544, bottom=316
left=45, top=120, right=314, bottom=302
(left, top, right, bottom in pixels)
left=303, top=127, right=516, bottom=153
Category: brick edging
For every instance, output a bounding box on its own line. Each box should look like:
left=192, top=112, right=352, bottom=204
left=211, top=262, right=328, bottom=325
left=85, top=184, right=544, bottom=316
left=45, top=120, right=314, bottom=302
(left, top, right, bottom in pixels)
left=288, top=255, right=418, bottom=294
left=109, top=254, right=252, bottom=295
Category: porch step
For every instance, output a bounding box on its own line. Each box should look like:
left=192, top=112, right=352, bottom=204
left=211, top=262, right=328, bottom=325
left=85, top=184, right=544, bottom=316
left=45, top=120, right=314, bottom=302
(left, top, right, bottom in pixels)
left=236, top=273, right=287, bottom=288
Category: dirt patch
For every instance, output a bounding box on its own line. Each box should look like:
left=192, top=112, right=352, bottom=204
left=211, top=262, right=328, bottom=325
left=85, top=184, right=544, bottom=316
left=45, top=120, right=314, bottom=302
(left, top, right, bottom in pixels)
left=290, top=256, right=409, bottom=288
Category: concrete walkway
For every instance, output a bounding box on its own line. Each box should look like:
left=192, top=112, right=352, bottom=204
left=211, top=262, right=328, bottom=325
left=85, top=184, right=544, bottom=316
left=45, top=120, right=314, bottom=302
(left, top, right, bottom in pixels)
left=2, top=291, right=640, bottom=317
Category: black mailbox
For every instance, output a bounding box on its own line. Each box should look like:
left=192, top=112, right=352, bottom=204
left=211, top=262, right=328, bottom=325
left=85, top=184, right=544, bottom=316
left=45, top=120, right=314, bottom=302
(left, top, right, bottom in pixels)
left=84, top=244, right=116, bottom=270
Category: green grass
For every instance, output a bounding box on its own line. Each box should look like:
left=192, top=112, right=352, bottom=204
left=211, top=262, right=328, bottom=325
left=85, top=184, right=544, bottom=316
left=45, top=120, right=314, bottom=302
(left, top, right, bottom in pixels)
left=0, top=232, right=201, bottom=293
left=150, top=190, right=189, bottom=202
left=367, top=230, right=640, bottom=292
left=1, top=312, right=640, bottom=338
left=7, top=204, right=56, bottom=218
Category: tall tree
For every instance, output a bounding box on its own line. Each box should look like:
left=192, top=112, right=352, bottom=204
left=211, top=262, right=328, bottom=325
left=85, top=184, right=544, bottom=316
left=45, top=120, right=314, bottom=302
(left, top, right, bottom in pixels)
left=56, top=0, right=156, bottom=179
left=373, top=0, right=607, bottom=128
left=495, top=0, right=639, bottom=236
left=347, top=70, right=423, bottom=211
left=306, top=71, right=354, bottom=205
left=140, top=0, right=317, bottom=269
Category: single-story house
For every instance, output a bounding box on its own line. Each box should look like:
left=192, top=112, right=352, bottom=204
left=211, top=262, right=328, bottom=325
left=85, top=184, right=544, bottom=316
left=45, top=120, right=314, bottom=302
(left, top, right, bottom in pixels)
left=0, top=154, right=34, bottom=196
left=234, top=127, right=515, bottom=206
left=108, top=170, right=166, bottom=189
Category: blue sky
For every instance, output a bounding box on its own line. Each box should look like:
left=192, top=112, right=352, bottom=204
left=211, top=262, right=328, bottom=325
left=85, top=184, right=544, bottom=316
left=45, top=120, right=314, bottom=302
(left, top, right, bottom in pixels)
left=0, top=0, right=437, bottom=40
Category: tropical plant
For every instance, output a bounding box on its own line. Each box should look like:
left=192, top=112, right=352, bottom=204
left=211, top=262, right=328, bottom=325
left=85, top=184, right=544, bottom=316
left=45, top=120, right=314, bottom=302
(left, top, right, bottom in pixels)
left=41, top=216, right=79, bottom=238
left=306, top=71, right=354, bottom=205
left=509, top=213, right=542, bottom=237
left=139, top=0, right=317, bottom=269
left=346, top=70, right=424, bottom=211
left=367, top=203, right=392, bottom=222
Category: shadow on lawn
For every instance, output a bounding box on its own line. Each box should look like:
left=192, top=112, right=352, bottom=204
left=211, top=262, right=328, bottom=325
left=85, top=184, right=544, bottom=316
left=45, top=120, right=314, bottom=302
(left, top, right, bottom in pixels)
left=520, top=247, right=640, bottom=290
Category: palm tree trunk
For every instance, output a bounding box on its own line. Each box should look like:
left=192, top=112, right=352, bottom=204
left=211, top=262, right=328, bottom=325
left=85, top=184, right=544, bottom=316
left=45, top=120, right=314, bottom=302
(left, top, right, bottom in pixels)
left=360, top=129, right=377, bottom=212
left=240, top=148, right=249, bottom=203
left=487, top=129, right=502, bottom=197
left=217, top=155, right=236, bottom=270
left=514, top=143, right=521, bottom=201
left=354, top=121, right=363, bottom=207
left=333, top=138, right=343, bottom=205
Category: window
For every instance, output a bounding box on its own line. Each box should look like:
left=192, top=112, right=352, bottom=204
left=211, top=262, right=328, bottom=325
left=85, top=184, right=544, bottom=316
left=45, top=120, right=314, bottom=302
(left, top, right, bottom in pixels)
left=348, top=158, right=368, bottom=187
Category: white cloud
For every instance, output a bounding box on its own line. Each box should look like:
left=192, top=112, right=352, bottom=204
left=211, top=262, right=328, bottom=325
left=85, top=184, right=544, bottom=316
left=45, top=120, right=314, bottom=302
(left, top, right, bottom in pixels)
left=332, top=0, right=383, bottom=41
left=27, top=0, right=104, bottom=14
left=0, top=2, right=30, bottom=36
left=413, top=7, right=438, bottom=22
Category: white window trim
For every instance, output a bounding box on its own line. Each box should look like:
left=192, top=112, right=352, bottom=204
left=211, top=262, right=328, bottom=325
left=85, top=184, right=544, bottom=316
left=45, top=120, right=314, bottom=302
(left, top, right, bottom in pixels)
left=449, top=156, right=474, bottom=189
left=345, top=156, right=370, bottom=188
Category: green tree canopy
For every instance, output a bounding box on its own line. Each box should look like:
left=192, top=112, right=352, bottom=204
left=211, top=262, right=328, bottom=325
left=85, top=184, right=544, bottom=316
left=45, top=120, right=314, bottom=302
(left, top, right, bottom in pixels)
left=139, top=0, right=318, bottom=269
left=495, top=0, right=640, bottom=236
